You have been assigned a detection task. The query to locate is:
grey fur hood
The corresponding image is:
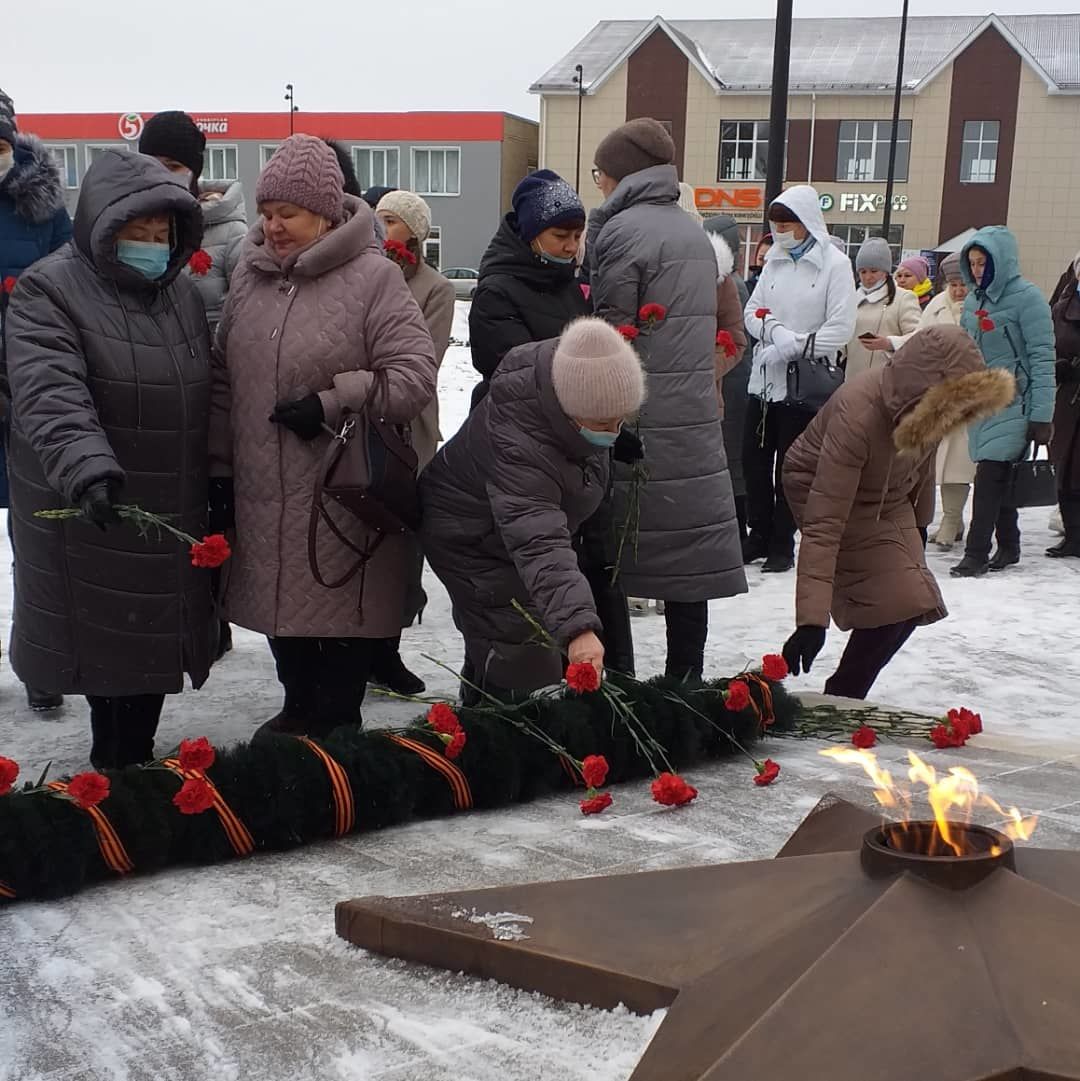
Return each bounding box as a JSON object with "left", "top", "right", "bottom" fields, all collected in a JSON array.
[{"left": 3, "top": 133, "right": 66, "bottom": 224}]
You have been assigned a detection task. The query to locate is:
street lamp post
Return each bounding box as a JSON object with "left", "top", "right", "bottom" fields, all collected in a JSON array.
[
  {"left": 764, "top": 0, "right": 793, "bottom": 218},
  {"left": 284, "top": 83, "right": 298, "bottom": 135},
  {"left": 880, "top": 0, "right": 910, "bottom": 244},
  {"left": 573, "top": 64, "right": 585, "bottom": 193}
]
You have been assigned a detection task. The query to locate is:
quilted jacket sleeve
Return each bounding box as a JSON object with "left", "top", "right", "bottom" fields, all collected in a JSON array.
[
  {"left": 591, "top": 221, "right": 641, "bottom": 328},
  {"left": 794, "top": 403, "right": 870, "bottom": 628},
  {"left": 1017, "top": 282, "right": 1056, "bottom": 424},
  {"left": 208, "top": 292, "right": 234, "bottom": 478},
  {"left": 320, "top": 260, "right": 437, "bottom": 428},
  {"left": 6, "top": 268, "right": 124, "bottom": 502},
  {"left": 715, "top": 274, "right": 748, "bottom": 382},
  {"left": 813, "top": 256, "right": 859, "bottom": 358},
  {"left": 485, "top": 442, "right": 601, "bottom": 648},
  {"left": 469, "top": 278, "right": 533, "bottom": 381}
]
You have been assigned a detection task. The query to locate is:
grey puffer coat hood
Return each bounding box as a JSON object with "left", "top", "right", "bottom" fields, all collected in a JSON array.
[
  {"left": 189, "top": 180, "right": 248, "bottom": 328},
  {"left": 4, "top": 149, "right": 213, "bottom": 696},
  {"left": 421, "top": 339, "right": 606, "bottom": 692},
  {"left": 587, "top": 164, "right": 747, "bottom": 602}
]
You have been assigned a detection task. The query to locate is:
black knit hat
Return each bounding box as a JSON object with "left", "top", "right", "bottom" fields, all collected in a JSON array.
[
  {"left": 138, "top": 111, "right": 206, "bottom": 178},
  {"left": 362, "top": 185, "right": 397, "bottom": 209}
]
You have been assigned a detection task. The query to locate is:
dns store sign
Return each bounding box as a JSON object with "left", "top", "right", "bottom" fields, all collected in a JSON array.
[{"left": 694, "top": 187, "right": 764, "bottom": 215}]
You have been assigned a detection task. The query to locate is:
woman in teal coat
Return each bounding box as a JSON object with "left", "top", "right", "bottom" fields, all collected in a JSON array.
[{"left": 951, "top": 226, "right": 1055, "bottom": 577}]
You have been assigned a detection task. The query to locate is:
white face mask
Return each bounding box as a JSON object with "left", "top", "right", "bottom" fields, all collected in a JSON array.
[
  {"left": 772, "top": 229, "right": 800, "bottom": 251},
  {"left": 0, "top": 151, "right": 14, "bottom": 180}
]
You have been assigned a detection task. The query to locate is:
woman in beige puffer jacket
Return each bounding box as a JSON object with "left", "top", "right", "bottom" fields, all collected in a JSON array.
[{"left": 919, "top": 252, "right": 975, "bottom": 549}]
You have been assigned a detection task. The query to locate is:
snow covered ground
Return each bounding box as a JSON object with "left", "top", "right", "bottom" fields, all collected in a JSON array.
[{"left": 3, "top": 302, "right": 1080, "bottom": 1080}]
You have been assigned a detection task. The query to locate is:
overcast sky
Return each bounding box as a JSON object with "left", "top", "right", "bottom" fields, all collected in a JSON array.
[{"left": 6, "top": 1, "right": 1077, "bottom": 120}]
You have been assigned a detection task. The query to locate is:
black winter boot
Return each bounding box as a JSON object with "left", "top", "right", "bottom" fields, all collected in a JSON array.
[
  {"left": 26, "top": 687, "right": 64, "bottom": 712},
  {"left": 762, "top": 553, "right": 795, "bottom": 574},
  {"left": 1047, "top": 499, "right": 1080, "bottom": 557},
  {"left": 988, "top": 548, "right": 1020, "bottom": 572},
  {"left": 950, "top": 555, "right": 989, "bottom": 578},
  {"left": 742, "top": 532, "right": 769, "bottom": 564},
  {"left": 369, "top": 636, "right": 426, "bottom": 696}
]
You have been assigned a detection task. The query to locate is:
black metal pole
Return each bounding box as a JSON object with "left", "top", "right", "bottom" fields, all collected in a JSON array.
[
  {"left": 764, "top": 0, "right": 793, "bottom": 220},
  {"left": 574, "top": 64, "right": 584, "bottom": 193},
  {"left": 285, "top": 84, "right": 296, "bottom": 136},
  {"left": 881, "top": 0, "right": 909, "bottom": 241}
]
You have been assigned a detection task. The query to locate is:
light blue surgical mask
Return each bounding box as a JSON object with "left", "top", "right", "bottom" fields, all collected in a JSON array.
[
  {"left": 579, "top": 426, "right": 619, "bottom": 449},
  {"left": 538, "top": 250, "right": 576, "bottom": 266},
  {"left": 116, "top": 239, "right": 171, "bottom": 280}
]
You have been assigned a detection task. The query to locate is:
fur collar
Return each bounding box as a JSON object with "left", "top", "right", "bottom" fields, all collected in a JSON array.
[
  {"left": 707, "top": 231, "right": 734, "bottom": 284},
  {"left": 893, "top": 368, "right": 1015, "bottom": 456},
  {"left": 2, "top": 133, "right": 66, "bottom": 224}
]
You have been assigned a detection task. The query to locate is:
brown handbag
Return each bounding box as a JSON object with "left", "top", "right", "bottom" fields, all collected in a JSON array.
[{"left": 307, "top": 410, "right": 420, "bottom": 591}]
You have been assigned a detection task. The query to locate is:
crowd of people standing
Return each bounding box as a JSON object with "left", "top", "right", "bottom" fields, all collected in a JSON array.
[{"left": 1, "top": 90, "right": 1078, "bottom": 767}]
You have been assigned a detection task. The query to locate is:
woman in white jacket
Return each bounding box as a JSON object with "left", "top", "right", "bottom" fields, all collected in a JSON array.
[
  {"left": 742, "top": 186, "right": 857, "bottom": 573},
  {"left": 919, "top": 252, "right": 976, "bottom": 548},
  {"left": 845, "top": 237, "right": 922, "bottom": 381}
]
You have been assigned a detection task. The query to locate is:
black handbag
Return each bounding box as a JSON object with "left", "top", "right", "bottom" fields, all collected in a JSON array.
[
  {"left": 785, "top": 333, "right": 845, "bottom": 413},
  {"left": 1002, "top": 445, "right": 1057, "bottom": 509}
]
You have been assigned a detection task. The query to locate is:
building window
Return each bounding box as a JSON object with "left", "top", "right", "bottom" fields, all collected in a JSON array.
[
  {"left": 260, "top": 144, "right": 280, "bottom": 169},
  {"left": 203, "top": 145, "right": 238, "bottom": 182},
  {"left": 48, "top": 145, "right": 79, "bottom": 188},
  {"left": 412, "top": 148, "right": 460, "bottom": 196},
  {"left": 961, "top": 121, "right": 999, "bottom": 184},
  {"left": 86, "top": 144, "right": 128, "bottom": 170},
  {"left": 829, "top": 224, "right": 904, "bottom": 266},
  {"left": 836, "top": 121, "right": 911, "bottom": 182},
  {"left": 718, "top": 121, "right": 771, "bottom": 182},
  {"left": 423, "top": 225, "right": 442, "bottom": 271},
  {"left": 351, "top": 147, "right": 400, "bottom": 191}
]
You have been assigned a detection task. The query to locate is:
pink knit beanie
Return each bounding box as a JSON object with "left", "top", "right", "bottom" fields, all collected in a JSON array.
[
  {"left": 256, "top": 134, "right": 345, "bottom": 224},
  {"left": 552, "top": 318, "right": 646, "bottom": 420},
  {"left": 898, "top": 255, "right": 929, "bottom": 283}
]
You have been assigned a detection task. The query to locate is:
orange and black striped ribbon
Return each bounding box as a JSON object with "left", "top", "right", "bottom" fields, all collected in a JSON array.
[
  {"left": 387, "top": 735, "right": 473, "bottom": 810},
  {"left": 300, "top": 737, "right": 356, "bottom": 837},
  {"left": 0, "top": 880, "right": 15, "bottom": 900},
  {"left": 163, "top": 760, "right": 255, "bottom": 857},
  {"left": 743, "top": 674, "right": 777, "bottom": 733},
  {"left": 47, "top": 781, "right": 134, "bottom": 875}
]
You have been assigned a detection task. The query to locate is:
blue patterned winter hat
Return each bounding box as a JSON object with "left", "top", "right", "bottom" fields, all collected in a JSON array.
[{"left": 512, "top": 170, "right": 586, "bottom": 243}]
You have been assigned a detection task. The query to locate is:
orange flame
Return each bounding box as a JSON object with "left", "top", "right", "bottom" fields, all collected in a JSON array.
[{"left": 820, "top": 747, "right": 1037, "bottom": 855}]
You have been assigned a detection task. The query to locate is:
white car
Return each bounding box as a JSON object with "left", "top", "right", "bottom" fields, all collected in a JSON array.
[{"left": 442, "top": 267, "right": 479, "bottom": 300}]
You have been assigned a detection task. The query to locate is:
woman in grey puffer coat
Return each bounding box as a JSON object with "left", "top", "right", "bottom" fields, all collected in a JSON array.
[
  {"left": 421, "top": 318, "right": 645, "bottom": 699},
  {"left": 190, "top": 179, "right": 247, "bottom": 331},
  {"left": 589, "top": 118, "right": 747, "bottom": 680},
  {"left": 5, "top": 150, "right": 213, "bottom": 768}
]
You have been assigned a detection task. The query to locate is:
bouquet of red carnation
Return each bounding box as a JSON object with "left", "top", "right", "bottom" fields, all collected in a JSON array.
[{"left": 384, "top": 239, "right": 418, "bottom": 269}]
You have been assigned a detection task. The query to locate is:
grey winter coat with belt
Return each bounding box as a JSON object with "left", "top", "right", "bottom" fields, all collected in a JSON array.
[
  {"left": 587, "top": 164, "right": 746, "bottom": 602},
  {"left": 420, "top": 339, "right": 606, "bottom": 691},
  {"left": 189, "top": 180, "right": 248, "bottom": 330},
  {"left": 4, "top": 149, "right": 213, "bottom": 695}
]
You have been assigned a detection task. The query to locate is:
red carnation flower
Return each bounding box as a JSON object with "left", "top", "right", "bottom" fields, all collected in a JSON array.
[
  {"left": 930, "top": 722, "right": 968, "bottom": 750},
  {"left": 651, "top": 772, "right": 698, "bottom": 807},
  {"left": 616, "top": 324, "right": 640, "bottom": 342},
  {"left": 639, "top": 302, "right": 667, "bottom": 325},
  {"left": 716, "top": 329, "right": 738, "bottom": 358},
  {"left": 188, "top": 249, "right": 212, "bottom": 276},
  {"left": 725, "top": 678, "right": 751, "bottom": 712},
  {"left": 178, "top": 736, "right": 215, "bottom": 772},
  {"left": 949, "top": 707, "right": 982, "bottom": 736},
  {"left": 427, "top": 703, "right": 461, "bottom": 736},
  {"left": 980, "top": 317, "right": 995, "bottom": 332},
  {"left": 384, "top": 238, "right": 418, "bottom": 267},
  {"left": 444, "top": 730, "right": 466, "bottom": 760},
  {"left": 852, "top": 725, "right": 878, "bottom": 749},
  {"left": 190, "top": 534, "right": 231, "bottom": 569},
  {"left": 67, "top": 772, "right": 111, "bottom": 809},
  {"left": 761, "top": 654, "right": 789, "bottom": 682},
  {"left": 755, "top": 307, "right": 771, "bottom": 319},
  {"left": 2, "top": 276, "right": 17, "bottom": 295},
  {"left": 580, "top": 754, "right": 609, "bottom": 789},
  {"left": 566, "top": 662, "right": 601, "bottom": 694},
  {"left": 173, "top": 777, "right": 216, "bottom": 815},
  {"left": 753, "top": 759, "right": 781, "bottom": 787},
  {"left": 0, "top": 756, "right": 19, "bottom": 797},
  {"left": 975, "top": 309, "right": 988, "bottom": 317},
  {"left": 580, "top": 792, "right": 613, "bottom": 815}
]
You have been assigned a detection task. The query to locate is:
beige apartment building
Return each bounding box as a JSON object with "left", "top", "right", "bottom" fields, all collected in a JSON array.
[{"left": 532, "top": 14, "right": 1080, "bottom": 293}]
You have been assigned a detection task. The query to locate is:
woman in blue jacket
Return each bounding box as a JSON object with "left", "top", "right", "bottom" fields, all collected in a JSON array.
[{"left": 951, "top": 226, "right": 1055, "bottom": 577}]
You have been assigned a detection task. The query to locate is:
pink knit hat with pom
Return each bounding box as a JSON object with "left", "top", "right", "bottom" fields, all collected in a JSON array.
[
  {"left": 552, "top": 318, "right": 646, "bottom": 420},
  {"left": 256, "top": 134, "right": 345, "bottom": 224}
]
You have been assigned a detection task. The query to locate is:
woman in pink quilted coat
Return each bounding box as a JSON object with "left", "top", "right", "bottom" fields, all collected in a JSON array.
[{"left": 210, "top": 135, "right": 437, "bottom": 736}]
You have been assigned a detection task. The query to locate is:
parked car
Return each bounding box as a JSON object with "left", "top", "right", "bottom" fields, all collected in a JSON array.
[{"left": 443, "top": 267, "right": 479, "bottom": 300}]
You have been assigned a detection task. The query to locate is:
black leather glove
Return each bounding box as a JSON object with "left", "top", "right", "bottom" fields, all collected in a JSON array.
[
  {"left": 782, "top": 625, "right": 827, "bottom": 677},
  {"left": 1027, "top": 421, "right": 1053, "bottom": 446},
  {"left": 270, "top": 394, "right": 324, "bottom": 441},
  {"left": 79, "top": 480, "right": 121, "bottom": 531},
  {"left": 208, "top": 476, "right": 235, "bottom": 533},
  {"left": 612, "top": 427, "right": 644, "bottom": 465}
]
